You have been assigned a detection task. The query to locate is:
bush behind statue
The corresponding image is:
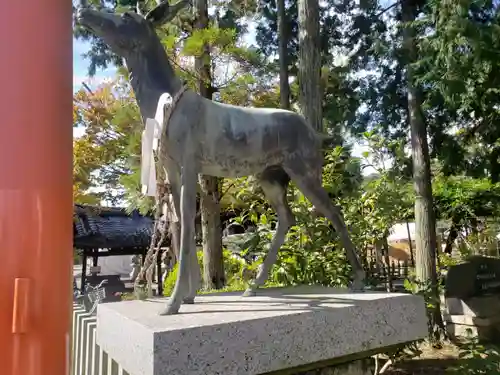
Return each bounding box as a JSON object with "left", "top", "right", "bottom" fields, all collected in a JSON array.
[{"left": 163, "top": 249, "right": 260, "bottom": 296}]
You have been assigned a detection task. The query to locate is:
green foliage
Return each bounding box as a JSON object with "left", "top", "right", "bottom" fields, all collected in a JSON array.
[
  {"left": 416, "top": 0, "right": 500, "bottom": 182},
  {"left": 183, "top": 27, "right": 238, "bottom": 57},
  {"left": 404, "top": 276, "right": 445, "bottom": 340},
  {"left": 163, "top": 249, "right": 252, "bottom": 296},
  {"left": 434, "top": 176, "right": 500, "bottom": 222},
  {"left": 163, "top": 260, "right": 178, "bottom": 297},
  {"left": 275, "top": 199, "right": 352, "bottom": 287},
  {"left": 337, "top": 134, "right": 414, "bottom": 252},
  {"left": 449, "top": 333, "right": 500, "bottom": 374},
  {"left": 225, "top": 144, "right": 411, "bottom": 288},
  {"left": 322, "top": 146, "right": 363, "bottom": 197},
  {"left": 73, "top": 77, "right": 150, "bottom": 209}
]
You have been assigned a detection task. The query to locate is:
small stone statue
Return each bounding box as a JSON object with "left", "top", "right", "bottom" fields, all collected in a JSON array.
[{"left": 130, "top": 255, "right": 141, "bottom": 282}]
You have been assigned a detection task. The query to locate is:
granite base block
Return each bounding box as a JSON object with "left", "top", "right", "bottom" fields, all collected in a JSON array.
[
  {"left": 444, "top": 314, "right": 500, "bottom": 327},
  {"left": 444, "top": 314, "right": 500, "bottom": 343},
  {"left": 96, "top": 286, "right": 427, "bottom": 375},
  {"left": 442, "top": 295, "right": 500, "bottom": 317},
  {"left": 445, "top": 322, "right": 500, "bottom": 342},
  {"left": 442, "top": 294, "right": 500, "bottom": 342}
]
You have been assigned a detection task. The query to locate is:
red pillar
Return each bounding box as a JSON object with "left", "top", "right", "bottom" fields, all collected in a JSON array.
[{"left": 0, "top": 1, "right": 73, "bottom": 375}]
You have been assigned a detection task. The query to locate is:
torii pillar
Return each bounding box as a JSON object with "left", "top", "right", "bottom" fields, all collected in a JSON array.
[{"left": 0, "top": 1, "right": 73, "bottom": 375}]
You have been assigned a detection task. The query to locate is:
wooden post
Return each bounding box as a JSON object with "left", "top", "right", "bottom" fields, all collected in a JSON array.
[
  {"left": 382, "top": 235, "right": 393, "bottom": 292},
  {"left": 81, "top": 253, "right": 88, "bottom": 293},
  {"left": 406, "top": 221, "right": 415, "bottom": 267},
  {"left": 0, "top": 0, "right": 73, "bottom": 374},
  {"left": 436, "top": 228, "right": 443, "bottom": 268},
  {"left": 157, "top": 249, "right": 163, "bottom": 296}
]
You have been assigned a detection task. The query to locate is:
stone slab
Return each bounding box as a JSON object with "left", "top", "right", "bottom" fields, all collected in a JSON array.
[
  {"left": 96, "top": 286, "right": 428, "bottom": 375},
  {"left": 443, "top": 314, "right": 500, "bottom": 327},
  {"left": 442, "top": 295, "right": 500, "bottom": 317},
  {"left": 446, "top": 322, "right": 500, "bottom": 342}
]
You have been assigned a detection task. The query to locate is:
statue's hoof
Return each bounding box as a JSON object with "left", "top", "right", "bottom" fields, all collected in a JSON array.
[
  {"left": 183, "top": 297, "right": 195, "bottom": 304},
  {"left": 242, "top": 289, "right": 256, "bottom": 297},
  {"left": 158, "top": 304, "right": 180, "bottom": 316},
  {"left": 349, "top": 280, "right": 366, "bottom": 292}
]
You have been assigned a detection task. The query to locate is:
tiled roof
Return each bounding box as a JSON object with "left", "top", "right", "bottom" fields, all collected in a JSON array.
[{"left": 73, "top": 204, "right": 154, "bottom": 249}]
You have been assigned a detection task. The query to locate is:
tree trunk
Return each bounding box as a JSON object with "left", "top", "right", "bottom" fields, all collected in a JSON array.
[
  {"left": 489, "top": 147, "right": 500, "bottom": 183},
  {"left": 401, "top": 0, "right": 445, "bottom": 340},
  {"left": 198, "top": 175, "right": 225, "bottom": 289},
  {"left": 298, "top": 0, "right": 322, "bottom": 131},
  {"left": 194, "top": 0, "right": 225, "bottom": 290},
  {"left": 277, "top": 0, "right": 290, "bottom": 110}
]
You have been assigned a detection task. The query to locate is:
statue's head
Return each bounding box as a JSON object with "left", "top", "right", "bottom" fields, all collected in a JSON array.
[{"left": 76, "top": 0, "right": 190, "bottom": 57}]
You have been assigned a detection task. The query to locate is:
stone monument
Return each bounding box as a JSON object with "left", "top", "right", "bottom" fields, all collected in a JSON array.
[{"left": 442, "top": 255, "right": 500, "bottom": 341}]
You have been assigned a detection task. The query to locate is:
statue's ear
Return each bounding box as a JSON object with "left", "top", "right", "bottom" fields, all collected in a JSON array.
[{"left": 146, "top": 0, "right": 191, "bottom": 27}]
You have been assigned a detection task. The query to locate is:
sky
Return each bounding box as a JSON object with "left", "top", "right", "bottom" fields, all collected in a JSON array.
[
  {"left": 73, "top": 38, "right": 118, "bottom": 138},
  {"left": 73, "top": 39, "right": 117, "bottom": 93}
]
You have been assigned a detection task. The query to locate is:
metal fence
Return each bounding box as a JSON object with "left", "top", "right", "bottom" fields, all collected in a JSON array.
[
  {"left": 362, "top": 257, "right": 413, "bottom": 291},
  {"left": 72, "top": 303, "right": 130, "bottom": 375},
  {"left": 365, "top": 259, "right": 412, "bottom": 281}
]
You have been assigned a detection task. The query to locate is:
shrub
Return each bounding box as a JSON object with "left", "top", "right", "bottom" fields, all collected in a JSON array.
[{"left": 163, "top": 249, "right": 250, "bottom": 297}]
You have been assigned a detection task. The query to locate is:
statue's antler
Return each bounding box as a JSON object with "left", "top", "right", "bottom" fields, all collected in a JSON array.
[
  {"left": 146, "top": 0, "right": 192, "bottom": 27},
  {"left": 136, "top": 1, "right": 144, "bottom": 16},
  {"left": 78, "top": 0, "right": 107, "bottom": 9}
]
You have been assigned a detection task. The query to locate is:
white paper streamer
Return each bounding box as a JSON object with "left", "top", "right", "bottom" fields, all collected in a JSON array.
[
  {"left": 140, "top": 93, "right": 180, "bottom": 222},
  {"left": 141, "top": 93, "right": 173, "bottom": 197}
]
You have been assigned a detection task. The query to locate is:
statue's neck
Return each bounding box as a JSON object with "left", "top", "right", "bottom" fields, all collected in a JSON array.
[{"left": 126, "top": 49, "right": 182, "bottom": 122}]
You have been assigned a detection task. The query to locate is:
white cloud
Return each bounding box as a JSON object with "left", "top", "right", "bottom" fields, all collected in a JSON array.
[{"left": 73, "top": 126, "right": 86, "bottom": 139}]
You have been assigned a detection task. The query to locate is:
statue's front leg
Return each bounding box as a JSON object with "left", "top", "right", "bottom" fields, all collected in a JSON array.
[
  {"left": 159, "top": 163, "right": 197, "bottom": 316},
  {"left": 163, "top": 158, "right": 200, "bottom": 305}
]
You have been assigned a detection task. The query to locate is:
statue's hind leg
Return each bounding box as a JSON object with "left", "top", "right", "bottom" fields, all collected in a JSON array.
[
  {"left": 243, "top": 168, "right": 295, "bottom": 297},
  {"left": 284, "top": 160, "right": 365, "bottom": 291}
]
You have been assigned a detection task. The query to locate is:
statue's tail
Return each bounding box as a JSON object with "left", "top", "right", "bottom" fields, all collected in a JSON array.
[{"left": 299, "top": 113, "right": 335, "bottom": 148}]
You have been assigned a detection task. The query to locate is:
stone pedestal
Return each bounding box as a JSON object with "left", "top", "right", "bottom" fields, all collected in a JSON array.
[
  {"left": 96, "top": 286, "right": 427, "bottom": 375},
  {"left": 442, "top": 295, "right": 500, "bottom": 342}
]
